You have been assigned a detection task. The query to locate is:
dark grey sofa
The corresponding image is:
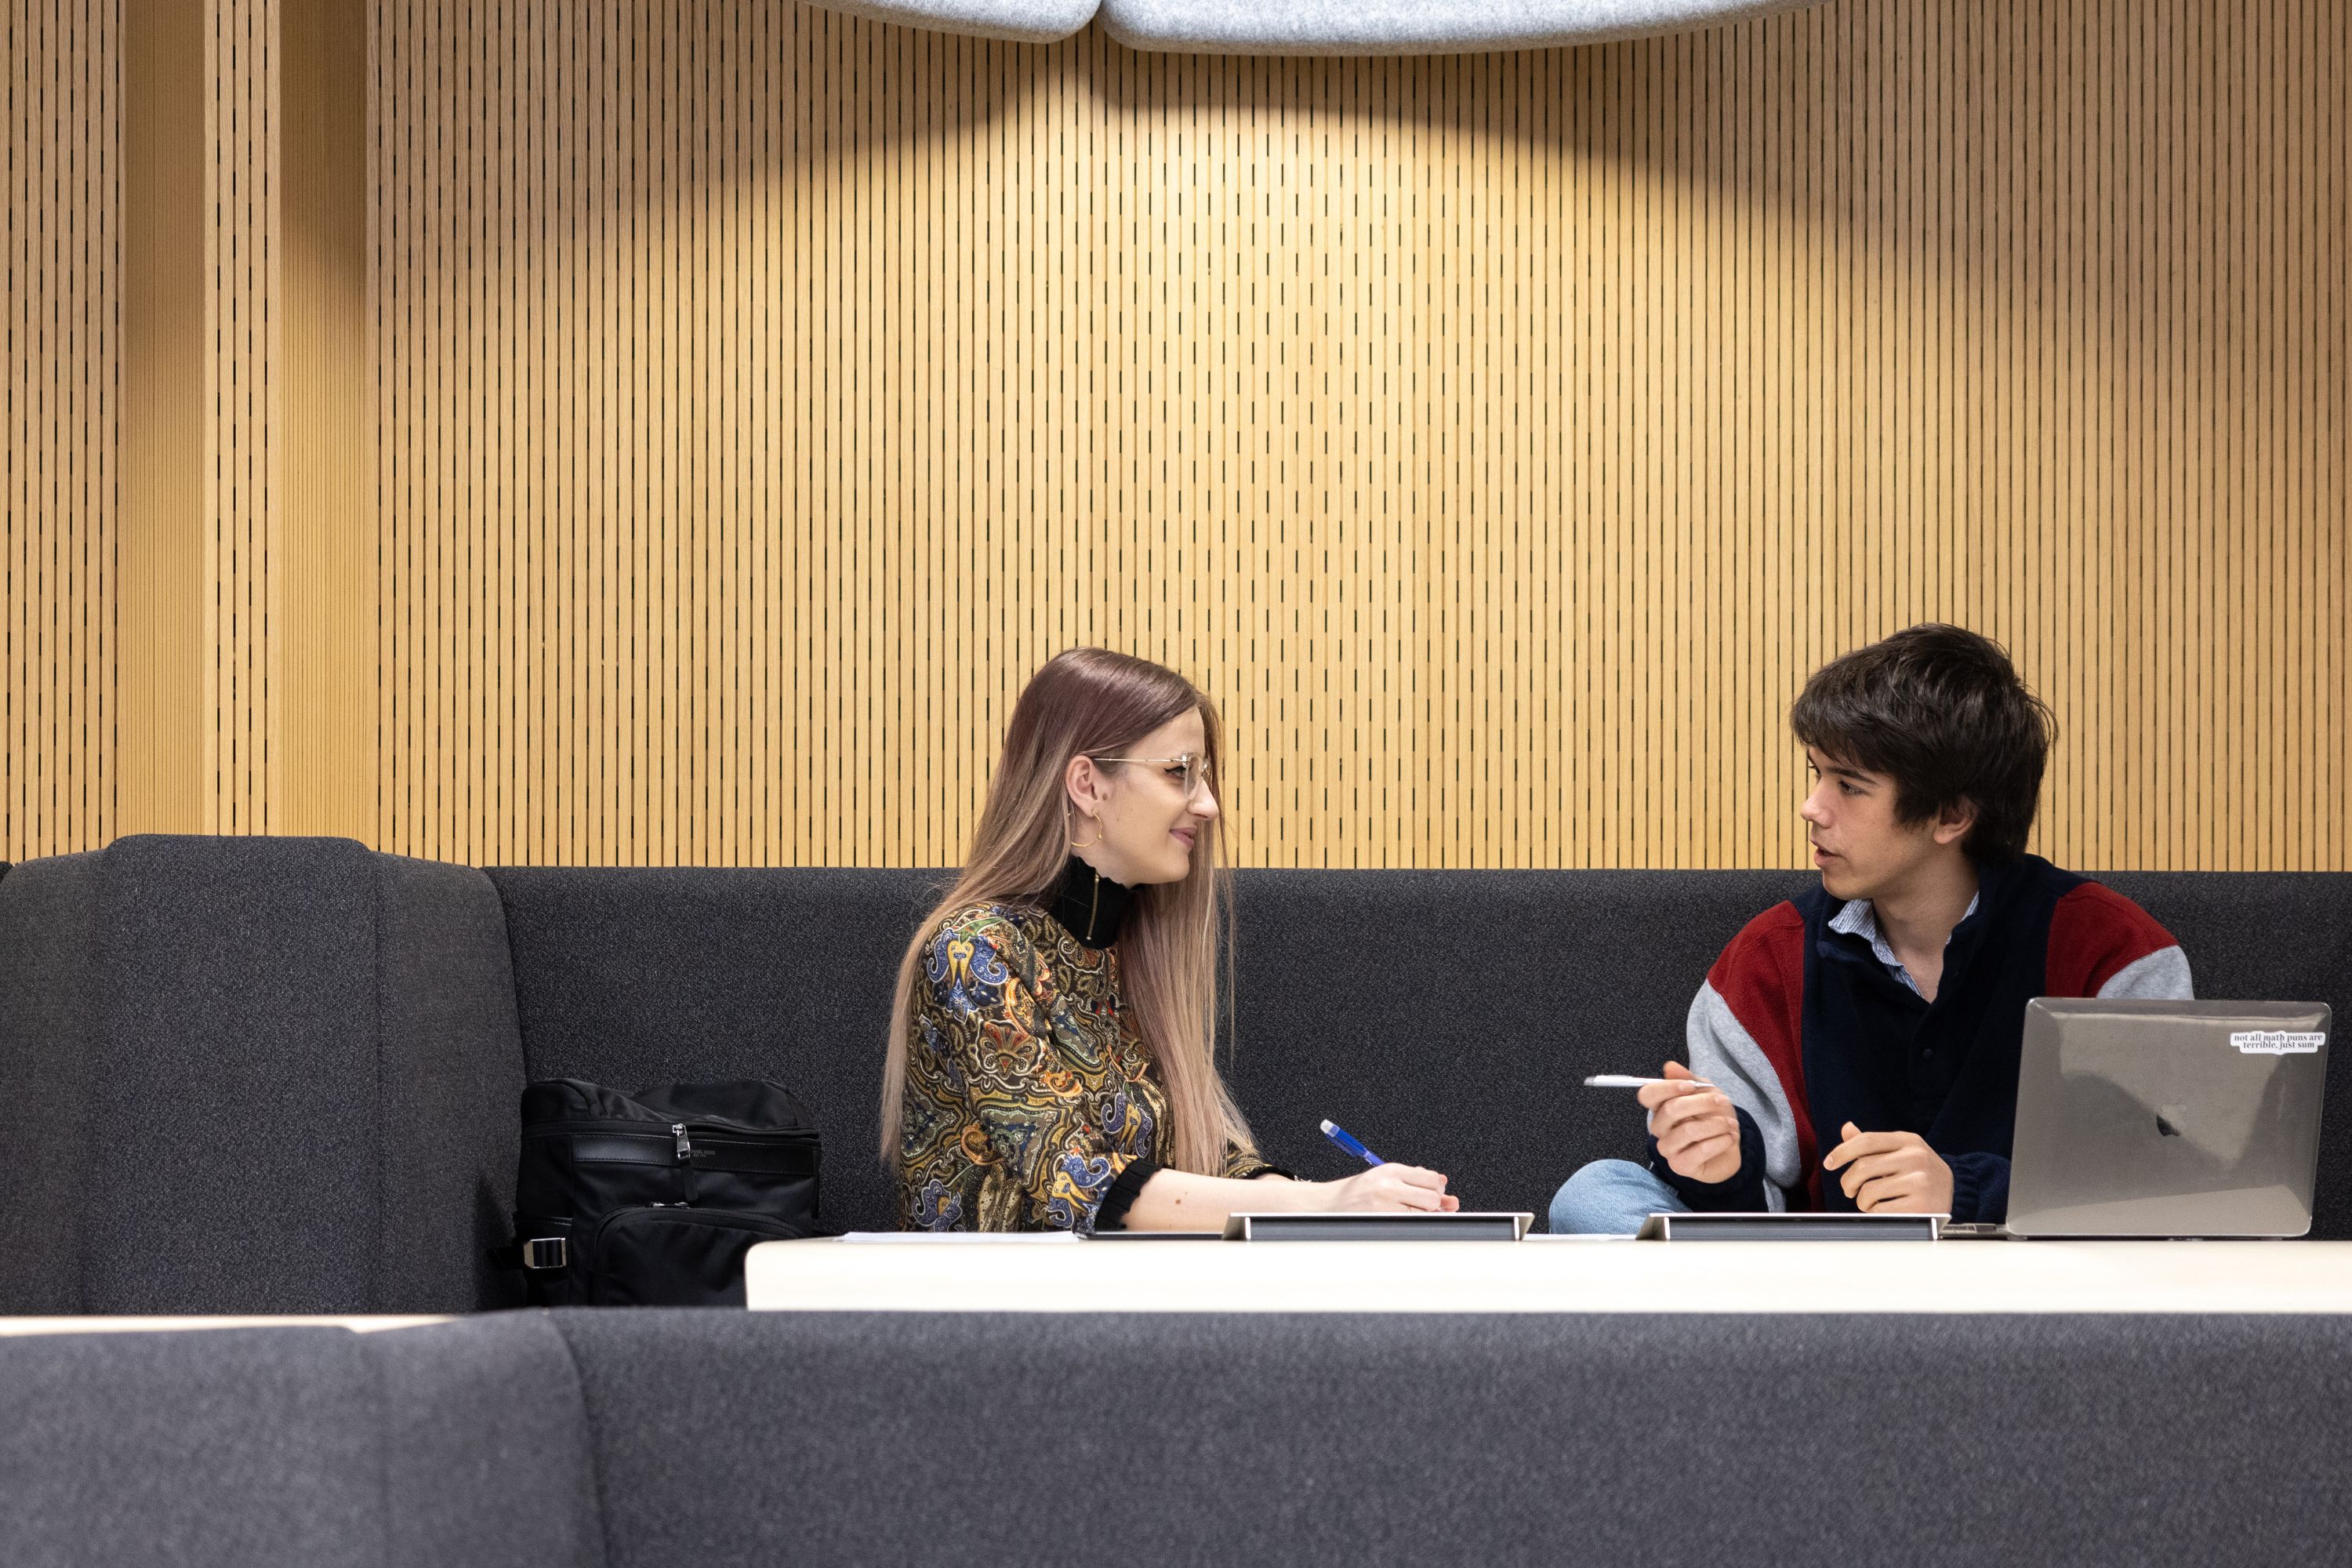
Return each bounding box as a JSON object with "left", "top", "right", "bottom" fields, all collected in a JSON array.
[
  {"left": 7, "top": 1308, "right": 2352, "bottom": 1568},
  {"left": 5, "top": 837, "right": 2352, "bottom": 1568},
  {"left": 1, "top": 836, "right": 2348, "bottom": 1314}
]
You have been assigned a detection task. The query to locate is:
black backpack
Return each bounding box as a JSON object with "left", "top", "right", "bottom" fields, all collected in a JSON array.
[{"left": 508, "top": 1079, "right": 822, "bottom": 1306}]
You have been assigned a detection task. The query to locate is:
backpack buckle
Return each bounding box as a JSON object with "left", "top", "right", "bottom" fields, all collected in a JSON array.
[{"left": 519, "top": 1236, "right": 569, "bottom": 1271}]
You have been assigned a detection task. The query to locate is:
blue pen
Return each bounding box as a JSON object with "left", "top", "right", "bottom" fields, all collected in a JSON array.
[{"left": 1319, "top": 1119, "right": 1386, "bottom": 1167}]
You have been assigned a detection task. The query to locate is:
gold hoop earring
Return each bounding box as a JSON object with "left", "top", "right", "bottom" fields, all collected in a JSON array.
[{"left": 1065, "top": 802, "right": 1103, "bottom": 851}]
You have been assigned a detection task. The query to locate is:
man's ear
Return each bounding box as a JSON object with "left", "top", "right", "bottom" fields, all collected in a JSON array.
[{"left": 1931, "top": 797, "right": 1978, "bottom": 848}]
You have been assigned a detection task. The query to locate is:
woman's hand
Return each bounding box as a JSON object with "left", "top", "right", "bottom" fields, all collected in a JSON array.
[
  {"left": 1321, "top": 1164, "right": 1461, "bottom": 1213},
  {"left": 1120, "top": 1167, "right": 1456, "bottom": 1230}
]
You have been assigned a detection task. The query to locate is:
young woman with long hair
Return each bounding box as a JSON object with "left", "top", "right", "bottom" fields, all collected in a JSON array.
[{"left": 884, "top": 647, "right": 1456, "bottom": 1232}]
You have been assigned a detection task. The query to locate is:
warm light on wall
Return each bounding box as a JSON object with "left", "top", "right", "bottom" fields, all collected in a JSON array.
[{"left": 5, "top": 1, "right": 2346, "bottom": 872}]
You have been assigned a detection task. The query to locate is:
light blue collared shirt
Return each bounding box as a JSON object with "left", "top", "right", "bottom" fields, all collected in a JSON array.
[{"left": 1828, "top": 892, "right": 1980, "bottom": 998}]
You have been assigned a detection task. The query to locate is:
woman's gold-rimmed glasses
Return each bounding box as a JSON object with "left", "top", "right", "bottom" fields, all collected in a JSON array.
[{"left": 1091, "top": 752, "right": 1215, "bottom": 798}]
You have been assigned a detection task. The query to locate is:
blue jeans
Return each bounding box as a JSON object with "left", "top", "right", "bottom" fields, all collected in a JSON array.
[{"left": 1548, "top": 1159, "right": 1690, "bottom": 1235}]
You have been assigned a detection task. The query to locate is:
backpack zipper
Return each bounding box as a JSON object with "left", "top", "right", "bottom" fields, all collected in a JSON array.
[{"left": 525, "top": 1116, "right": 815, "bottom": 1143}]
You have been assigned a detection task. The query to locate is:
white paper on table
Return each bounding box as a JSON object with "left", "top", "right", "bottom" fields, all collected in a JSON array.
[{"left": 836, "top": 1231, "right": 1081, "bottom": 1244}]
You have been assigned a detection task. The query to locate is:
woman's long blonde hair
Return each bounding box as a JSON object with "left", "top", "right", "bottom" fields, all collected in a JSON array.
[{"left": 881, "top": 648, "right": 1250, "bottom": 1174}]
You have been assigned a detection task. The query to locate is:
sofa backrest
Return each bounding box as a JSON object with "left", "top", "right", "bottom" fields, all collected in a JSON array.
[
  {"left": 484, "top": 868, "right": 1799, "bottom": 1230},
  {"left": 0, "top": 837, "right": 528, "bottom": 1314},
  {"left": 486, "top": 866, "right": 950, "bottom": 1241},
  {"left": 1226, "top": 868, "right": 1813, "bottom": 1210},
  {"left": 484, "top": 868, "right": 1830, "bottom": 1233},
  {"left": 1239, "top": 869, "right": 2352, "bottom": 1225},
  {"left": 488, "top": 863, "right": 2352, "bottom": 1235},
  {"left": 5, "top": 840, "right": 2349, "bottom": 1319}
]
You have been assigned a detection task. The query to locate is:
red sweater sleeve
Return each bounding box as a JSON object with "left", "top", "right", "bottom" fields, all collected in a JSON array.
[{"left": 1704, "top": 902, "right": 1816, "bottom": 1186}]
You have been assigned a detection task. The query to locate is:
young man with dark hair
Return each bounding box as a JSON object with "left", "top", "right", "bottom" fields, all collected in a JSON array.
[{"left": 1551, "top": 624, "right": 2191, "bottom": 1232}]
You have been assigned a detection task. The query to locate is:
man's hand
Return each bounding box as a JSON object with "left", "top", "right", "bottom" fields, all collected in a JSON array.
[
  {"left": 1637, "top": 1061, "right": 1744, "bottom": 1185},
  {"left": 1821, "top": 1122, "right": 1954, "bottom": 1214}
]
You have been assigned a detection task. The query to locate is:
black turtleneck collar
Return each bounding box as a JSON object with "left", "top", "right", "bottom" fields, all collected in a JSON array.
[{"left": 1047, "top": 855, "right": 1133, "bottom": 949}]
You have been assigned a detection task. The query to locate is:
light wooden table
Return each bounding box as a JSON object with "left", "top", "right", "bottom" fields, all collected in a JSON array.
[{"left": 746, "top": 1234, "right": 2352, "bottom": 1314}]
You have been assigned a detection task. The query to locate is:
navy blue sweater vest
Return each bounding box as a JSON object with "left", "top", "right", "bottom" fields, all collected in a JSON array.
[{"left": 1797, "top": 854, "right": 2086, "bottom": 1222}]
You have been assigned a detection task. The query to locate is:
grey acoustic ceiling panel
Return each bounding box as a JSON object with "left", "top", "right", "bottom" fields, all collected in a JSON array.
[
  {"left": 800, "top": 0, "right": 1102, "bottom": 45},
  {"left": 1102, "top": 0, "right": 1820, "bottom": 55}
]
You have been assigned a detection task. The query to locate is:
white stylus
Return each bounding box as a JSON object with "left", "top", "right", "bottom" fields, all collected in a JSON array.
[{"left": 1583, "top": 1074, "right": 1708, "bottom": 1089}]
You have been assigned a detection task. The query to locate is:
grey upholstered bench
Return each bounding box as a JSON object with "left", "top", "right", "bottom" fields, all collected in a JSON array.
[{"left": 6, "top": 1308, "right": 2352, "bottom": 1568}]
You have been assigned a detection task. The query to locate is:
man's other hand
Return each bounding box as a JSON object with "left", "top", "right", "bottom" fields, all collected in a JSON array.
[{"left": 1821, "top": 1123, "right": 1955, "bottom": 1214}]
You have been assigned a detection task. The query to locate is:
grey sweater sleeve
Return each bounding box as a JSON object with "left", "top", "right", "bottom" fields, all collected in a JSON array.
[{"left": 1672, "top": 980, "right": 1806, "bottom": 1211}]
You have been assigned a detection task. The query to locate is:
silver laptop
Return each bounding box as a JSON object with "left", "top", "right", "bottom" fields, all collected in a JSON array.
[{"left": 2003, "top": 999, "right": 2332, "bottom": 1238}]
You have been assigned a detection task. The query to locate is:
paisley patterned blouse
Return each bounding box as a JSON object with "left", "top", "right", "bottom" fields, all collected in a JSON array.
[{"left": 898, "top": 898, "right": 1274, "bottom": 1232}]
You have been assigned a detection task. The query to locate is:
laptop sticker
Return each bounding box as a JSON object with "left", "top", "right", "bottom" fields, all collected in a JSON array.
[{"left": 2229, "top": 1030, "right": 2326, "bottom": 1054}]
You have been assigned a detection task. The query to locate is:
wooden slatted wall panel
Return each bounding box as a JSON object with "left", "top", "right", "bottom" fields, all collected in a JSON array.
[
  {"left": 160, "top": 0, "right": 2340, "bottom": 870},
  {"left": 208, "top": 0, "right": 279, "bottom": 833},
  {"left": 2, "top": 0, "right": 116, "bottom": 862}
]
